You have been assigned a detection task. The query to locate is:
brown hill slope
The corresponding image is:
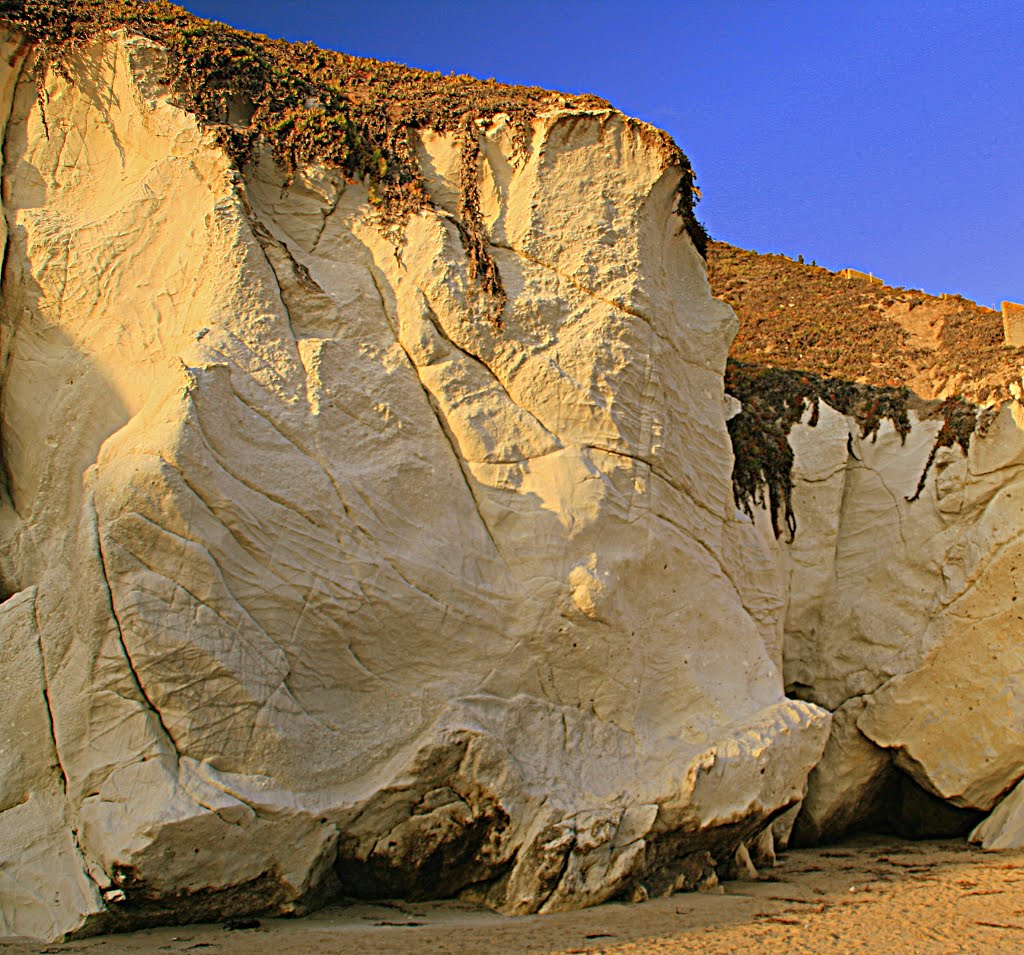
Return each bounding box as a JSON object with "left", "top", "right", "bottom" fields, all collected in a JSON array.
[
  {"left": 707, "top": 241, "right": 1018, "bottom": 535},
  {"left": 709, "top": 240, "right": 1023, "bottom": 405}
]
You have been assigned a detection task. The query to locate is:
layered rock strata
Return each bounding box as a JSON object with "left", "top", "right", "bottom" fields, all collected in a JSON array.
[{"left": 0, "top": 29, "right": 830, "bottom": 939}]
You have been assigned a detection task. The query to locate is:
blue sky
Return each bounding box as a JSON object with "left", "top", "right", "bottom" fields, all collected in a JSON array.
[{"left": 182, "top": 0, "right": 1023, "bottom": 308}]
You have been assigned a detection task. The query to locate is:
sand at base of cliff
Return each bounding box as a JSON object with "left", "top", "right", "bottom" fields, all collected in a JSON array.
[{"left": 4, "top": 836, "right": 1024, "bottom": 954}]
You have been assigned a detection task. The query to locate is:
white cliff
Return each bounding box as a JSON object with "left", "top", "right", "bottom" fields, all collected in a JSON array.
[
  {"left": 0, "top": 27, "right": 829, "bottom": 939},
  {"left": 773, "top": 399, "right": 1024, "bottom": 845}
]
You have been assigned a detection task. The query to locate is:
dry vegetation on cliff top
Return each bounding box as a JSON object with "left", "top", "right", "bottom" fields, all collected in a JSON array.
[
  {"left": 0, "top": 0, "right": 708, "bottom": 297},
  {"left": 710, "top": 242, "right": 1018, "bottom": 535}
]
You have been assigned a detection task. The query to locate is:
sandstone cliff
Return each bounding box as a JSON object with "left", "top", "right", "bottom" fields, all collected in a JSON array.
[
  {"left": 8, "top": 3, "right": 1024, "bottom": 945},
  {"left": 708, "top": 248, "right": 1024, "bottom": 854},
  {"left": 0, "top": 9, "right": 830, "bottom": 941},
  {"left": 746, "top": 398, "right": 1024, "bottom": 852}
]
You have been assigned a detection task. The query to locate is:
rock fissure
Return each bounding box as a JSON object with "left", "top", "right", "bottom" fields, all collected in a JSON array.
[
  {"left": 455, "top": 130, "right": 505, "bottom": 319},
  {"left": 29, "top": 588, "right": 70, "bottom": 795},
  {"left": 797, "top": 463, "right": 850, "bottom": 486},
  {"left": 310, "top": 186, "right": 344, "bottom": 255},
  {"left": 965, "top": 455, "right": 1024, "bottom": 482},
  {"left": 408, "top": 275, "right": 563, "bottom": 450},
  {"left": 247, "top": 220, "right": 305, "bottom": 345},
  {"left": 365, "top": 263, "right": 505, "bottom": 558},
  {"left": 584, "top": 443, "right": 652, "bottom": 469},
  {"left": 537, "top": 829, "right": 578, "bottom": 912},
  {"left": 856, "top": 459, "right": 909, "bottom": 550},
  {"left": 94, "top": 511, "right": 185, "bottom": 765}
]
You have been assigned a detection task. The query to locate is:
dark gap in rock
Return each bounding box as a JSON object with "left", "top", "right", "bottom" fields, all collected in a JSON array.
[
  {"left": 873, "top": 773, "right": 985, "bottom": 841},
  {"left": 794, "top": 767, "right": 984, "bottom": 849},
  {"left": 335, "top": 801, "right": 512, "bottom": 901}
]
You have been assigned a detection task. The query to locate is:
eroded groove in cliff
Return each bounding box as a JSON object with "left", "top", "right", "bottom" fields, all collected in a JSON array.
[
  {"left": 537, "top": 830, "right": 578, "bottom": 913},
  {"left": 29, "top": 588, "right": 69, "bottom": 793},
  {"left": 30, "top": 588, "right": 122, "bottom": 896},
  {"left": 310, "top": 188, "right": 344, "bottom": 254},
  {"left": 408, "top": 274, "right": 563, "bottom": 451},
  {"left": 366, "top": 265, "right": 505, "bottom": 559},
  {"left": 244, "top": 210, "right": 308, "bottom": 344}
]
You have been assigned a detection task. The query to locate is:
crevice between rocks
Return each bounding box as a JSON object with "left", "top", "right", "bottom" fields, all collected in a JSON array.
[
  {"left": 537, "top": 830, "right": 577, "bottom": 912},
  {"left": 30, "top": 588, "right": 70, "bottom": 797},
  {"left": 856, "top": 457, "right": 909, "bottom": 550},
  {"left": 29, "top": 588, "right": 106, "bottom": 899},
  {"left": 310, "top": 186, "right": 343, "bottom": 254}
]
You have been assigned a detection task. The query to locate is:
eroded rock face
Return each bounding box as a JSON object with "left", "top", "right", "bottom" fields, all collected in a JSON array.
[
  {"left": 0, "top": 30, "right": 829, "bottom": 939},
  {"left": 774, "top": 400, "right": 1024, "bottom": 843}
]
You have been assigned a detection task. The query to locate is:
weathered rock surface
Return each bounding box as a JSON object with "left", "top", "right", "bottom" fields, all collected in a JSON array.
[
  {"left": 0, "top": 29, "right": 830, "bottom": 939},
  {"left": 773, "top": 399, "right": 1024, "bottom": 843},
  {"left": 971, "top": 775, "right": 1024, "bottom": 849}
]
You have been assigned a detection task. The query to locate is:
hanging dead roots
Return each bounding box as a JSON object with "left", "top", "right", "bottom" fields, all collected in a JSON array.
[
  {"left": 726, "top": 362, "right": 910, "bottom": 539},
  {"left": 726, "top": 361, "right": 997, "bottom": 538}
]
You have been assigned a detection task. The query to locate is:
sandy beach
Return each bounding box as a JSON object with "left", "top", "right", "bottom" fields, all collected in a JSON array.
[{"left": 5, "top": 836, "right": 1024, "bottom": 955}]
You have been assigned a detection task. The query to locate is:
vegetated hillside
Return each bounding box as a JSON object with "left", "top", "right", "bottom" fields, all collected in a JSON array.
[
  {"left": 708, "top": 240, "right": 1021, "bottom": 536},
  {"left": 709, "top": 240, "right": 1024, "bottom": 406}
]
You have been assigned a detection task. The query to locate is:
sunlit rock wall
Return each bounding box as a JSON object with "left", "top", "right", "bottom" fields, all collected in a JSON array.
[{"left": 0, "top": 29, "right": 829, "bottom": 940}]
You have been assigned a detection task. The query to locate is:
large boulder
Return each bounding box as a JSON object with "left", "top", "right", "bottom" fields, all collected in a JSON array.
[
  {"left": 971, "top": 775, "right": 1024, "bottom": 849},
  {"left": 0, "top": 28, "right": 828, "bottom": 939}
]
